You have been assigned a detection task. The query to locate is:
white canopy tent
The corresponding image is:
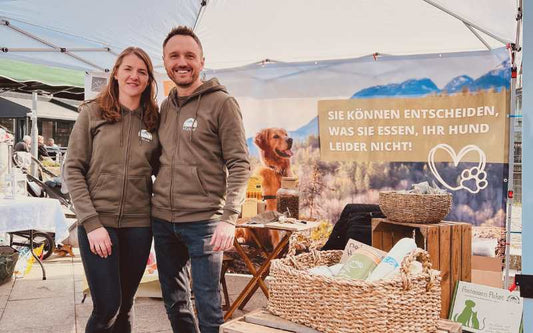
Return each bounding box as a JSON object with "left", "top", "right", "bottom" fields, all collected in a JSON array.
[
  {"left": 0, "top": 0, "right": 519, "bottom": 71},
  {"left": 0, "top": 0, "right": 201, "bottom": 71},
  {"left": 1, "top": 1, "right": 528, "bottom": 325},
  {"left": 197, "top": 0, "right": 518, "bottom": 68}
]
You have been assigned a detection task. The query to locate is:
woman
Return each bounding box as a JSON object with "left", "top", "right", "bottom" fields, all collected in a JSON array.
[{"left": 65, "top": 47, "right": 159, "bottom": 333}]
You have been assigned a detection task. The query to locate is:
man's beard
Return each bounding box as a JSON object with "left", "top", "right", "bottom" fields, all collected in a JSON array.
[
  {"left": 166, "top": 67, "right": 198, "bottom": 88},
  {"left": 175, "top": 79, "right": 194, "bottom": 88}
]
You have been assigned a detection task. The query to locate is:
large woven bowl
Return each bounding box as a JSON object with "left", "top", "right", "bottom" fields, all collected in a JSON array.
[
  {"left": 379, "top": 191, "right": 452, "bottom": 224},
  {"left": 268, "top": 249, "right": 441, "bottom": 333}
]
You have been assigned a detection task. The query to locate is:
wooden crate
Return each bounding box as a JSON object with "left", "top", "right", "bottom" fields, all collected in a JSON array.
[
  {"left": 371, "top": 218, "right": 472, "bottom": 319},
  {"left": 221, "top": 309, "right": 320, "bottom": 333},
  {"left": 221, "top": 309, "right": 462, "bottom": 332},
  {"left": 437, "top": 320, "right": 463, "bottom": 333}
]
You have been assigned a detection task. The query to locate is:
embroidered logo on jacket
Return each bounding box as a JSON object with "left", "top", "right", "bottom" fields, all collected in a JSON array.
[
  {"left": 183, "top": 118, "right": 198, "bottom": 132},
  {"left": 138, "top": 129, "right": 153, "bottom": 142}
]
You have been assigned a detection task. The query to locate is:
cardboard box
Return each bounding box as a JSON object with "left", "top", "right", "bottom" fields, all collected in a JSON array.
[{"left": 471, "top": 255, "right": 503, "bottom": 289}]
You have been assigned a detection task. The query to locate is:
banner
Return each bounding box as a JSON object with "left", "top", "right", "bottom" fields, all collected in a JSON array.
[
  {"left": 205, "top": 48, "right": 511, "bottom": 226},
  {"left": 318, "top": 91, "right": 509, "bottom": 164},
  {"left": 85, "top": 48, "right": 511, "bottom": 226}
]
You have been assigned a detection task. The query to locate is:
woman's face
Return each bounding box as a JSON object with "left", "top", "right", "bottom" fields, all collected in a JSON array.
[{"left": 114, "top": 53, "right": 149, "bottom": 101}]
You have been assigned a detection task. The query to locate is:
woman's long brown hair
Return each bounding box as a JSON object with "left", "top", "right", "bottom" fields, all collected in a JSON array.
[{"left": 97, "top": 47, "right": 159, "bottom": 131}]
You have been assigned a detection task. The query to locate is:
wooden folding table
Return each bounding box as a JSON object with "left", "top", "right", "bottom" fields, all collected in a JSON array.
[{"left": 224, "top": 220, "right": 319, "bottom": 321}]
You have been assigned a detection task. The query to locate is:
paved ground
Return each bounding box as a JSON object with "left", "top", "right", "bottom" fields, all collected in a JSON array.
[
  {"left": 0, "top": 205, "right": 523, "bottom": 332},
  {"left": 0, "top": 249, "right": 266, "bottom": 333}
]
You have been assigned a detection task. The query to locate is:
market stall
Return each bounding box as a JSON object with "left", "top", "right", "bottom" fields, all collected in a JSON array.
[{"left": 0, "top": 1, "right": 527, "bottom": 331}]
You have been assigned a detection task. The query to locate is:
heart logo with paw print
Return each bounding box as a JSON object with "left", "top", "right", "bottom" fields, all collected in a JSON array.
[{"left": 428, "top": 144, "right": 488, "bottom": 194}]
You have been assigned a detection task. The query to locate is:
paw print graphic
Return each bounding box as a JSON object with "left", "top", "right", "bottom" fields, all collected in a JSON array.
[{"left": 460, "top": 167, "right": 488, "bottom": 194}]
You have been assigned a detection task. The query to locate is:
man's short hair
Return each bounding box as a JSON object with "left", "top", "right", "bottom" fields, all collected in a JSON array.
[
  {"left": 23, "top": 135, "right": 31, "bottom": 143},
  {"left": 163, "top": 26, "right": 203, "bottom": 55}
]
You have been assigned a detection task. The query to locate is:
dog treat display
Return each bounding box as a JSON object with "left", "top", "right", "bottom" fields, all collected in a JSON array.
[{"left": 276, "top": 177, "right": 299, "bottom": 219}]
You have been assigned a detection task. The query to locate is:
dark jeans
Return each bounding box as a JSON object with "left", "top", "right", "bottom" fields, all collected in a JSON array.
[
  {"left": 78, "top": 226, "right": 152, "bottom": 333},
  {"left": 152, "top": 218, "right": 223, "bottom": 333}
]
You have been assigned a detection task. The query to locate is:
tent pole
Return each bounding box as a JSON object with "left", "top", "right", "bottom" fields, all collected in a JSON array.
[
  {"left": 3, "top": 47, "right": 111, "bottom": 52},
  {"left": 2, "top": 19, "right": 107, "bottom": 71},
  {"left": 463, "top": 23, "right": 491, "bottom": 50},
  {"left": 521, "top": 0, "right": 532, "bottom": 328},
  {"left": 30, "top": 91, "right": 38, "bottom": 177},
  {"left": 193, "top": 0, "right": 208, "bottom": 31},
  {"left": 504, "top": 56, "right": 516, "bottom": 289},
  {"left": 503, "top": 2, "right": 522, "bottom": 290},
  {"left": 421, "top": 0, "right": 511, "bottom": 45},
  {"left": 12, "top": 119, "right": 16, "bottom": 141}
]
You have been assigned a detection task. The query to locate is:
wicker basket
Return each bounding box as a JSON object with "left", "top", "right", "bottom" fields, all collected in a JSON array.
[
  {"left": 268, "top": 248, "right": 441, "bottom": 333},
  {"left": 379, "top": 191, "right": 452, "bottom": 224}
]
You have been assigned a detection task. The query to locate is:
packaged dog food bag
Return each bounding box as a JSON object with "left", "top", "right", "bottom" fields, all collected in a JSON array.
[
  {"left": 335, "top": 246, "right": 385, "bottom": 280},
  {"left": 366, "top": 238, "right": 417, "bottom": 282},
  {"left": 340, "top": 238, "right": 387, "bottom": 263}
]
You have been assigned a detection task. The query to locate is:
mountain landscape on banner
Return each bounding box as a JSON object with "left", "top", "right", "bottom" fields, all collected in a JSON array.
[
  {"left": 245, "top": 59, "right": 511, "bottom": 156},
  {"left": 351, "top": 59, "right": 510, "bottom": 98}
]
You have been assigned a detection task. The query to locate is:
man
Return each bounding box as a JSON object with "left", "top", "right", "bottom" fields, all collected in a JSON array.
[
  {"left": 152, "top": 26, "right": 250, "bottom": 333},
  {"left": 46, "top": 137, "right": 61, "bottom": 161},
  {"left": 46, "top": 137, "right": 59, "bottom": 148},
  {"left": 37, "top": 135, "right": 49, "bottom": 160},
  {"left": 14, "top": 135, "right": 31, "bottom": 152}
]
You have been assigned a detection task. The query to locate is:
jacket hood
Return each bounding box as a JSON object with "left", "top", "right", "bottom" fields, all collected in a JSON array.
[{"left": 168, "top": 78, "right": 227, "bottom": 108}]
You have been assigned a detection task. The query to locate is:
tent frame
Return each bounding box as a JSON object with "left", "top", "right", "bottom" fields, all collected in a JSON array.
[
  {"left": 2, "top": 0, "right": 523, "bottom": 288},
  {"left": 1, "top": 18, "right": 116, "bottom": 71},
  {"left": 3, "top": 1, "right": 514, "bottom": 73},
  {"left": 521, "top": 0, "right": 531, "bottom": 328},
  {"left": 421, "top": 0, "right": 511, "bottom": 45},
  {"left": 503, "top": 0, "right": 523, "bottom": 289}
]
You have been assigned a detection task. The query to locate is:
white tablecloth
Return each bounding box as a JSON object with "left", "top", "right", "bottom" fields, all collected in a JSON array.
[{"left": 0, "top": 197, "right": 69, "bottom": 243}]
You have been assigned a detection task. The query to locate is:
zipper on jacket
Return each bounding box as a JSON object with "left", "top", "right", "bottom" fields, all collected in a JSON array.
[
  {"left": 118, "top": 112, "right": 133, "bottom": 227},
  {"left": 169, "top": 105, "right": 182, "bottom": 215}
]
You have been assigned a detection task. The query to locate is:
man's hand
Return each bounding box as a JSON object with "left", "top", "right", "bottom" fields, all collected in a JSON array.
[
  {"left": 210, "top": 222, "right": 235, "bottom": 252},
  {"left": 87, "top": 227, "right": 112, "bottom": 258}
]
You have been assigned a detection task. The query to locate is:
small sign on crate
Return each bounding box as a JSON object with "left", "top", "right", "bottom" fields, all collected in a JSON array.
[{"left": 449, "top": 281, "right": 523, "bottom": 333}]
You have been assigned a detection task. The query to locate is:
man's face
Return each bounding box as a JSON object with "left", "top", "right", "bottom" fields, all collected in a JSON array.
[{"left": 163, "top": 35, "right": 204, "bottom": 89}]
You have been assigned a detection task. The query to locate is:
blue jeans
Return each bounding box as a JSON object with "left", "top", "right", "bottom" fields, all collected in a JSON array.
[
  {"left": 152, "top": 218, "right": 223, "bottom": 333},
  {"left": 78, "top": 226, "right": 152, "bottom": 333}
]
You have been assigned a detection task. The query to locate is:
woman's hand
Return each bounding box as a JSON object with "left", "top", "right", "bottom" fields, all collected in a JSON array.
[{"left": 87, "top": 227, "right": 112, "bottom": 258}]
